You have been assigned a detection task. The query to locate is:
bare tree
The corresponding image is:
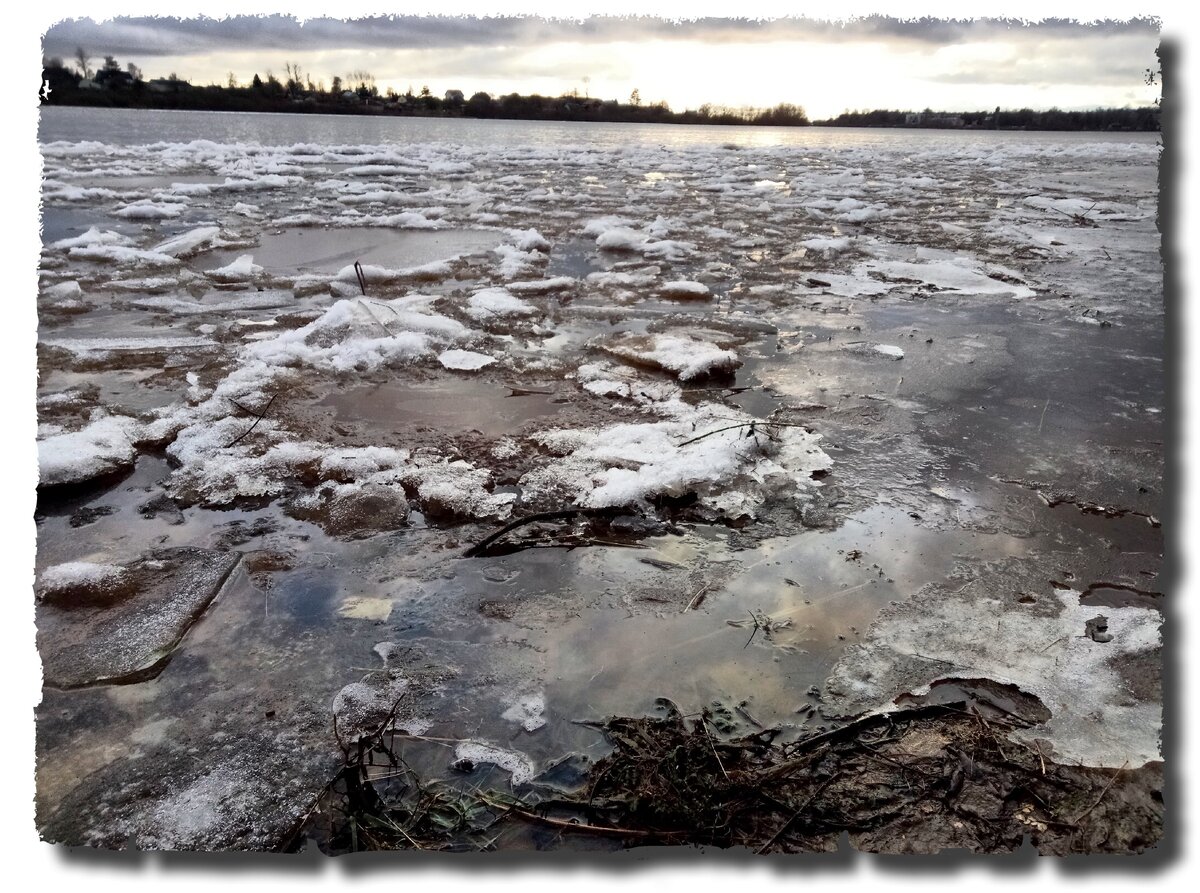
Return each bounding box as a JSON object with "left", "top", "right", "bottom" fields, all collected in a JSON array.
[
  {"left": 127, "top": 62, "right": 142, "bottom": 82},
  {"left": 74, "top": 47, "right": 92, "bottom": 80}
]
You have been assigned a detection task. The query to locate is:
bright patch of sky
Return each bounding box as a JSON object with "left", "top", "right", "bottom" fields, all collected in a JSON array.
[{"left": 41, "top": 3, "right": 1162, "bottom": 119}]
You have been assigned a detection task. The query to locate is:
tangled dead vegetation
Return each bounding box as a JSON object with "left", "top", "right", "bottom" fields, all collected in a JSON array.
[{"left": 306, "top": 698, "right": 1162, "bottom": 855}]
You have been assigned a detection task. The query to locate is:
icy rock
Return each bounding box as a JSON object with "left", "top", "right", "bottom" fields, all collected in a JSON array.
[
  {"left": 323, "top": 483, "right": 411, "bottom": 538},
  {"left": 38, "top": 548, "right": 240, "bottom": 688}
]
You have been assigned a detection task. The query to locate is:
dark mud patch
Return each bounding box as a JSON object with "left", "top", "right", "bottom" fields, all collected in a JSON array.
[
  {"left": 1077, "top": 582, "right": 1164, "bottom": 612},
  {"left": 895, "top": 677, "right": 1052, "bottom": 724}
]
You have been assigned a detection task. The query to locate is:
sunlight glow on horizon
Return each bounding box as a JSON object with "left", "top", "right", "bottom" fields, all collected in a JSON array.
[{"left": 50, "top": 32, "right": 1160, "bottom": 120}]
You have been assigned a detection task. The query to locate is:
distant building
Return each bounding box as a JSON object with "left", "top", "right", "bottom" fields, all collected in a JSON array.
[
  {"left": 95, "top": 68, "right": 133, "bottom": 89},
  {"left": 444, "top": 89, "right": 464, "bottom": 103},
  {"left": 147, "top": 77, "right": 187, "bottom": 93},
  {"left": 341, "top": 90, "right": 360, "bottom": 103}
]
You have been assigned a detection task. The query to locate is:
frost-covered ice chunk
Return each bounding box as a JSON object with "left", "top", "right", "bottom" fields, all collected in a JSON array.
[
  {"left": 658, "top": 280, "right": 711, "bottom": 299},
  {"left": 501, "top": 693, "right": 546, "bottom": 732},
  {"left": 467, "top": 287, "right": 536, "bottom": 320},
  {"left": 595, "top": 226, "right": 647, "bottom": 252},
  {"left": 573, "top": 361, "right": 680, "bottom": 404},
  {"left": 602, "top": 333, "right": 741, "bottom": 382},
  {"left": 522, "top": 404, "right": 831, "bottom": 517},
  {"left": 507, "top": 277, "right": 576, "bottom": 294},
  {"left": 454, "top": 741, "right": 536, "bottom": 786},
  {"left": 399, "top": 460, "right": 516, "bottom": 520},
  {"left": 128, "top": 290, "right": 295, "bottom": 315},
  {"left": 493, "top": 244, "right": 547, "bottom": 279},
  {"left": 38, "top": 414, "right": 140, "bottom": 486},
  {"left": 247, "top": 296, "right": 469, "bottom": 373},
  {"left": 872, "top": 344, "right": 905, "bottom": 359},
  {"left": 800, "top": 236, "right": 852, "bottom": 253},
  {"left": 153, "top": 225, "right": 220, "bottom": 257},
  {"left": 857, "top": 258, "right": 1035, "bottom": 299},
  {"left": 332, "top": 258, "right": 454, "bottom": 284},
  {"left": 42, "top": 280, "right": 83, "bottom": 301},
  {"left": 332, "top": 676, "right": 410, "bottom": 740},
  {"left": 48, "top": 226, "right": 133, "bottom": 250},
  {"left": 41, "top": 334, "right": 214, "bottom": 357},
  {"left": 38, "top": 561, "right": 127, "bottom": 597},
  {"left": 206, "top": 254, "right": 262, "bottom": 282},
  {"left": 505, "top": 228, "right": 551, "bottom": 252},
  {"left": 438, "top": 349, "right": 496, "bottom": 371},
  {"left": 114, "top": 199, "right": 187, "bottom": 220},
  {"left": 68, "top": 245, "right": 179, "bottom": 267}
]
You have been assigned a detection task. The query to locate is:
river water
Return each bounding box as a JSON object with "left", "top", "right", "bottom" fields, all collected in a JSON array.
[{"left": 34, "top": 106, "right": 1163, "bottom": 851}]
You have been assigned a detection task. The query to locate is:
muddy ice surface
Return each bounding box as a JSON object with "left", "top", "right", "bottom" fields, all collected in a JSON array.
[{"left": 35, "top": 124, "right": 1162, "bottom": 852}]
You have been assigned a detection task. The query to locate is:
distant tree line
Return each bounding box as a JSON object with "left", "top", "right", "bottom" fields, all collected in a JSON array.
[
  {"left": 813, "top": 105, "right": 1160, "bottom": 132},
  {"left": 40, "top": 53, "right": 811, "bottom": 128}
]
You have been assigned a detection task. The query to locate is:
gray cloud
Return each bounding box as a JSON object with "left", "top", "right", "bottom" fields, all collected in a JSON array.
[{"left": 42, "top": 14, "right": 1160, "bottom": 60}]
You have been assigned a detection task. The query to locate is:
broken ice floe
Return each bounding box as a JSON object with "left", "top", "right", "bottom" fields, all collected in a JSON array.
[
  {"left": 38, "top": 414, "right": 140, "bottom": 486},
  {"left": 520, "top": 401, "right": 830, "bottom": 518},
  {"left": 500, "top": 692, "right": 547, "bottom": 732},
  {"left": 600, "top": 332, "right": 741, "bottom": 382},
  {"left": 825, "top": 574, "right": 1162, "bottom": 768},
  {"left": 438, "top": 349, "right": 497, "bottom": 371},
  {"left": 38, "top": 547, "right": 240, "bottom": 688}
]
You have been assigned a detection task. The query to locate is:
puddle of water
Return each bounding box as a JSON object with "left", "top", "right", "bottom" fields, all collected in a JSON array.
[
  {"left": 39, "top": 368, "right": 187, "bottom": 415},
  {"left": 202, "top": 227, "right": 500, "bottom": 275},
  {"left": 321, "top": 378, "right": 565, "bottom": 438},
  {"left": 544, "top": 237, "right": 614, "bottom": 279},
  {"left": 1078, "top": 584, "right": 1163, "bottom": 612},
  {"left": 40, "top": 206, "right": 147, "bottom": 246}
]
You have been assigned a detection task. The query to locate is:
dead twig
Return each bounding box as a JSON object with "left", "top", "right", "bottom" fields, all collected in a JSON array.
[
  {"left": 1070, "top": 761, "right": 1129, "bottom": 826},
  {"left": 755, "top": 772, "right": 843, "bottom": 854},
  {"left": 677, "top": 420, "right": 812, "bottom": 447},
  {"left": 224, "top": 392, "right": 278, "bottom": 448},
  {"left": 462, "top": 506, "right": 621, "bottom": 558},
  {"left": 475, "top": 793, "right": 683, "bottom": 840},
  {"left": 354, "top": 260, "right": 368, "bottom": 295}
]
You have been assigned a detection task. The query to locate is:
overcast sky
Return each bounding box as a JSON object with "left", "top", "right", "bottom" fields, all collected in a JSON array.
[{"left": 42, "top": 13, "right": 1160, "bottom": 120}]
